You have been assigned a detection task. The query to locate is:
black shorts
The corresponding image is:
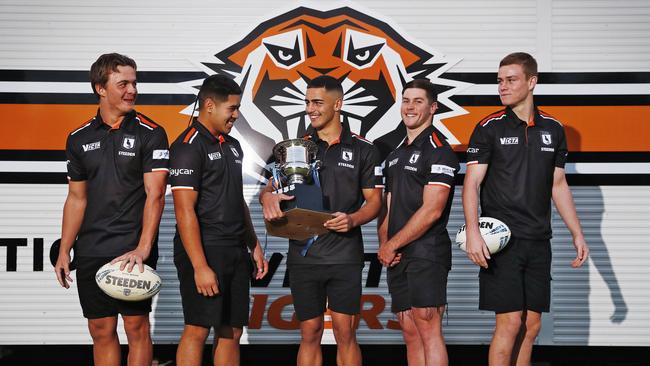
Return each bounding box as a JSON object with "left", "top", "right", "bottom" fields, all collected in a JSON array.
[
  {"left": 174, "top": 245, "right": 251, "bottom": 329},
  {"left": 387, "top": 257, "right": 449, "bottom": 313},
  {"left": 76, "top": 256, "right": 155, "bottom": 319},
  {"left": 479, "top": 237, "right": 552, "bottom": 314},
  {"left": 289, "top": 264, "right": 362, "bottom": 321}
]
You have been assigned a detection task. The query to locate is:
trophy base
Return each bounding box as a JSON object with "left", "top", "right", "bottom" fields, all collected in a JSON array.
[
  {"left": 265, "top": 208, "right": 333, "bottom": 241},
  {"left": 265, "top": 183, "right": 331, "bottom": 240}
]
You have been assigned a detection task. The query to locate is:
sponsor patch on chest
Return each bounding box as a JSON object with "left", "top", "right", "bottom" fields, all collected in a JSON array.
[
  {"left": 500, "top": 137, "right": 519, "bottom": 145},
  {"left": 208, "top": 152, "right": 222, "bottom": 160},
  {"left": 82, "top": 141, "right": 101, "bottom": 152}
]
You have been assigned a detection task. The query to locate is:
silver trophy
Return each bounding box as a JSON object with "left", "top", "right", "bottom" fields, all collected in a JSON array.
[
  {"left": 272, "top": 139, "right": 319, "bottom": 185},
  {"left": 265, "top": 139, "right": 331, "bottom": 240}
]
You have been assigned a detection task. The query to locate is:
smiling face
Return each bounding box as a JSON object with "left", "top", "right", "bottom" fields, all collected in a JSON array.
[
  {"left": 497, "top": 63, "right": 537, "bottom": 108},
  {"left": 304, "top": 87, "right": 342, "bottom": 131},
  {"left": 401, "top": 87, "right": 437, "bottom": 132},
  {"left": 203, "top": 94, "right": 242, "bottom": 136},
  {"left": 97, "top": 65, "right": 137, "bottom": 116}
]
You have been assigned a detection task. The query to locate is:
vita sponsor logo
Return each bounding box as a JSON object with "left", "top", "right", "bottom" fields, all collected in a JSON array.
[
  {"left": 82, "top": 141, "right": 100, "bottom": 152},
  {"left": 208, "top": 152, "right": 222, "bottom": 160},
  {"left": 500, "top": 137, "right": 519, "bottom": 145}
]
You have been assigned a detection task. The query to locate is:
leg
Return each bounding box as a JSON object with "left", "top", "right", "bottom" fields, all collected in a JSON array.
[
  {"left": 488, "top": 311, "right": 523, "bottom": 366},
  {"left": 411, "top": 306, "right": 447, "bottom": 366},
  {"left": 397, "top": 310, "right": 425, "bottom": 366},
  {"left": 514, "top": 310, "right": 541, "bottom": 366},
  {"left": 330, "top": 311, "right": 361, "bottom": 366},
  {"left": 297, "top": 316, "right": 325, "bottom": 366},
  {"left": 176, "top": 324, "right": 210, "bottom": 366},
  {"left": 87, "top": 316, "right": 120, "bottom": 366},
  {"left": 122, "top": 315, "right": 152, "bottom": 366},
  {"left": 213, "top": 326, "right": 243, "bottom": 366}
]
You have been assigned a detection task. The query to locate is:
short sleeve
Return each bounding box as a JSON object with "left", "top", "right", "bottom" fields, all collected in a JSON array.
[
  {"left": 360, "top": 145, "right": 383, "bottom": 189},
  {"left": 426, "top": 145, "right": 459, "bottom": 189},
  {"left": 142, "top": 127, "right": 170, "bottom": 173},
  {"left": 65, "top": 135, "right": 87, "bottom": 181},
  {"left": 466, "top": 123, "right": 493, "bottom": 165},
  {"left": 555, "top": 126, "right": 568, "bottom": 168},
  {"left": 169, "top": 142, "right": 203, "bottom": 191}
]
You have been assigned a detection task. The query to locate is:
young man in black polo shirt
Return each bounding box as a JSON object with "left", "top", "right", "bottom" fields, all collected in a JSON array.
[
  {"left": 377, "top": 79, "right": 459, "bottom": 366},
  {"left": 261, "top": 75, "right": 383, "bottom": 366},
  {"left": 55, "top": 53, "right": 169, "bottom": 366},
  {"left": 170, "top": 75, "right": 268, "bottom": 366},
  {"left": 463, "top": 52, "right": 590, "bottom": 366}
]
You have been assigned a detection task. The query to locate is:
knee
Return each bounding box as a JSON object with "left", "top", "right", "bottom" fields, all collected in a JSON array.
[
  {"left": 332, "top": 324, "right": 356, "bottom": 345},
  {"left": 524, "top": 316, "right": 542, "bottom": 339},
  {"left": 88, "top": 319, "right": 118, "bottom": 344},
  {"left": 301, "top": 320, "right": 324, "bottom": 344},
  {"left": 123, "top": 316, "right": 151, "bottom": 341},
  {"left": 216, "top": 326, "right": 243, "bottom": 342},
  {"left": 182, "top": 325, "right": 210, "bottom": 343},
  {"left": 496, "top": 315, "right": 523, "bottom": 336}
]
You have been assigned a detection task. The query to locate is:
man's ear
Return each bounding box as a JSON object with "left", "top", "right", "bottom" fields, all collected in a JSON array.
[{"left": 95, "top": 83, "right": 105, "bottom": 97}]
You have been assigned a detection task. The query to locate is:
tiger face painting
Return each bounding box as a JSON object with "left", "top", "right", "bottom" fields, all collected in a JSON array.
[{"left": 186, "top": 6, "right": 467, "bottom": 181}]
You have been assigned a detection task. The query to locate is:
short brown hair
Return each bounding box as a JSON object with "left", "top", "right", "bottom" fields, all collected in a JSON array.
[
  {"left": 499, "top": 52, "right": 538, "bottom": 79},
  {"left": 403, "top": 79, "right": 437, "bottom": 104},
  {"left": 89, "top": 53, "right": 137, "bottom": 97}
]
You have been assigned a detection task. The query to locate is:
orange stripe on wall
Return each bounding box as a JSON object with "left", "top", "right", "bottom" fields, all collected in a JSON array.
[
  {"left": 0, "top": 104, "right": 190, "bottom": 150},
  {"left": 444, "top": 106, "right": 650, "bottom": 152},
  {"left": 0, "top": 104, "right": 649, "bottom": 152}
]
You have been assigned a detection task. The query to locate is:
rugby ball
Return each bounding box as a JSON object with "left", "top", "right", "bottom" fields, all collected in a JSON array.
[
  {"left": 95, "top": 262, "right": 162, "bottom": 301},
  {"left": 456, "top": 217, "right": 511, "bottom": 254}
]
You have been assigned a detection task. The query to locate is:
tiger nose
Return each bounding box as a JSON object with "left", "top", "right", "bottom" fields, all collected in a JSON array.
[{"left": 309, "top": 66, "right": 338, "bottom": 75}]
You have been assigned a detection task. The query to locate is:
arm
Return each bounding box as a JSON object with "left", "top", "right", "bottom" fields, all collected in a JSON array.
[
  {"left": 259, "top": 177, "right": 294, "bottom": 221},
  {"left": 377, "top": 185, "right": 450, "bottom": 266},
  {"left": 377, "top": 192, "right": 390, "bottom": 247},
  {"left": 462, "top": 163, "right": 491, "bottom": 268},
  {"left": 552, "top": 167, "right": 589, "bottom": 267},
  {"left": 173, "top": 189, "right": 219, "bottom": 296},
  {"left": 243, "top": 199, "right": 268, "bottom": 279},
  {"left": 112, "top": 171, "right": 167, "bottom": 272},
  {"left": 324, "top": 187, "right": 382, "bottom": 232},
  {"left": 55, "top": 180, "right": 87, "bottom": 288}
]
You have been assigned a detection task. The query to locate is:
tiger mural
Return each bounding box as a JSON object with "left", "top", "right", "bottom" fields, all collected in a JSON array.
[{"left": 184, "top": 6, "right": 467, "bottom": 181}]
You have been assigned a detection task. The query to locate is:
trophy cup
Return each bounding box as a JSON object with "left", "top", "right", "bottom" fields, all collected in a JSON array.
[{"left": 264, "top": 139, "right": 333, "bottom": 240}]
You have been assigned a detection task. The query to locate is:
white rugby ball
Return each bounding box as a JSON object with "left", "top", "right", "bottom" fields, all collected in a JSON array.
[
  {"left": 95, "top": 262, "right": 162, "bottom": 301},
  {"left": 456, "top": 217, "right": 511, "bottom": 254}
]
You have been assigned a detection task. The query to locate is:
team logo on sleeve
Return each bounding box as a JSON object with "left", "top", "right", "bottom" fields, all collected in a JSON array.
[
  {"left": 541, "top": 132, "right": 552, "bottom": 145},
  {"left": 181, "top": 6, "right": 468, "bottom": 182},
  {"left": 230, "top": 147, "right": 240, "bottom": 158},
  {"left": 153, "top": 149, "right": 169, "bottom": 160},
  {"left": 122, "top": 135, "right": 136, "bottom": 150}
]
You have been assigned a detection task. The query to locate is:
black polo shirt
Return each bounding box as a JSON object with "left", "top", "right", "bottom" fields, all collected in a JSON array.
[
  {"left": 466, "top": 107, "right": 568, "bottom": 240},
  {"left": 169, "top": 119, "right": 246, "bottom": 254},
  {"left": 384, "top": 125, "right": 459, "bottom": 266},
  {"left": 65, "top": 110, "right": 169, "bottom": 257},
  {"left": 287, "top": 122, "right": 383, "bottom": 265}
]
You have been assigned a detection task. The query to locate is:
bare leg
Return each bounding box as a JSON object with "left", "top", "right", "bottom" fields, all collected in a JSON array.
[
  {"left": 331, "top": 311, "right": 361, "bottom": 366},
  {"left": 514, "top": 311, "right": 541, "bottom": 366},
  {"left": 176, "top": 324, "right": 210, "bottom": 366},
  {"left": 122, "top": 315, "right": 153, "bottom": 366},
  {"left": 88, "top": 316, "right": 120, "bottom": 366},
  {"left": 297, "top": 315, "right": 324, "bottom": 366},
  {"left": 397, "top": 310, "right": 425, "bottom": 366},
  {"left": 213, "top": 326, "right": 243, "bottom": 366},
  {"left": 488, "top": 311, "right": 523, "bottom": 366}
]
